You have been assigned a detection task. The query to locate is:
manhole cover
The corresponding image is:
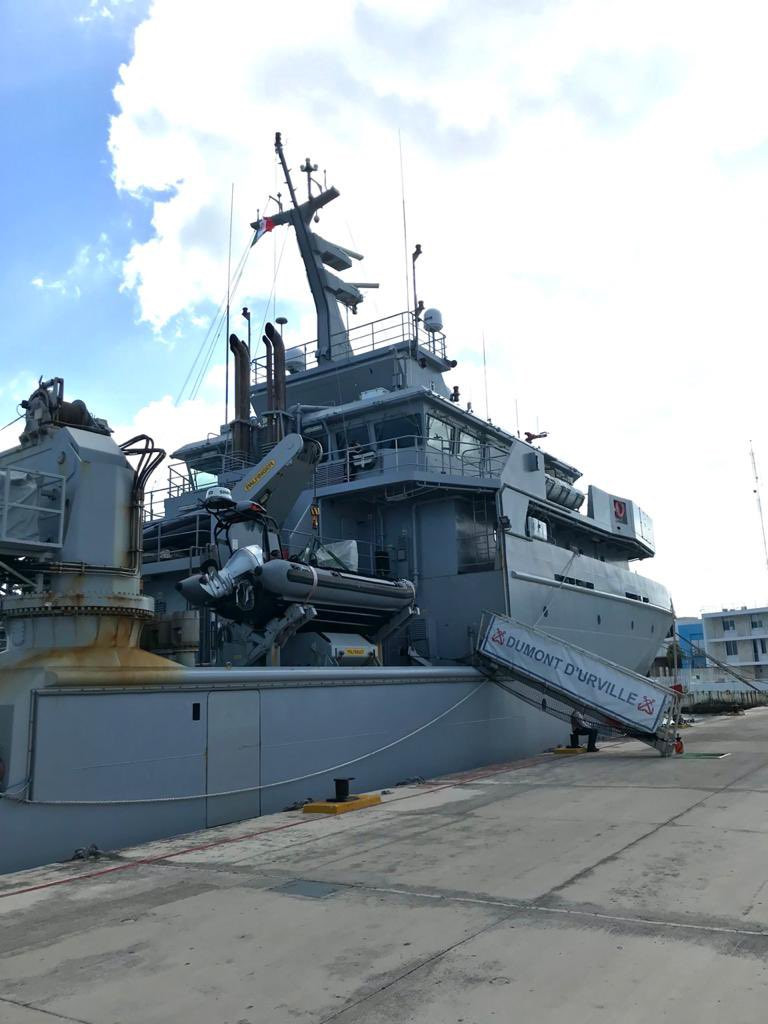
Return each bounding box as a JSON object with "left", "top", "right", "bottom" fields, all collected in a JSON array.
[
  {"left": 680, "top": 752, "right": 730, "bottom": 759},
  {"left": 272, "top": 879, "right": 341, "bottom": 899}
]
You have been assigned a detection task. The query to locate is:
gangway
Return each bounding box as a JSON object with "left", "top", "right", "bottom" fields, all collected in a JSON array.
[{"left": 476, "top": 612, "right": 681, "bottom": 756}]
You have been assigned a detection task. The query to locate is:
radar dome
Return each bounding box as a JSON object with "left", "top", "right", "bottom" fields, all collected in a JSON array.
[{"left": 423, "top": 308, "right": 443, "bottom": 333}]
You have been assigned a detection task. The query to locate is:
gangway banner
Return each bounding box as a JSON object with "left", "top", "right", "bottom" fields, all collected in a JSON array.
[{"left": 478, "top": 613, "right": 672, "bottom": 733}]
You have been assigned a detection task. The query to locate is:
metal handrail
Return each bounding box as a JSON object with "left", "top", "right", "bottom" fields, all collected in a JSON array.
[
  {"left": 314, "top": 435, "right": 508, "bottom": 488},
  {"left": 0, "top": 468, "right": 65, "bottom": 550},
  {"left": 253, "top": 310, "right": 447, "bottom": 379},
  {"left": 143, "top": 453, "right": 251, "bottom": 520}
]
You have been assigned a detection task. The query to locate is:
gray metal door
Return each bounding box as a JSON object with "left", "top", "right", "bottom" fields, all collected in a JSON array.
[{"left": 205, "top": 690, "right": 261, "bottom": 827}]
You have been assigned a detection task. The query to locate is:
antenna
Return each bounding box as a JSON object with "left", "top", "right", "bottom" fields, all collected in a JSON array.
[
  {"left": 398, "top": 130, "right": 410, "bottom": 313},
  {"left": 225, "top": 182, "right": 234, "bottom": 425},
  {"left": 749, "top": 441, "right": 768, "bottom": 578},
  {"left": 300, "top": 155, "right": 319, "bottom": 202},
  {"left": 482, "top": 330, "right": 489, "bottom": 421}
]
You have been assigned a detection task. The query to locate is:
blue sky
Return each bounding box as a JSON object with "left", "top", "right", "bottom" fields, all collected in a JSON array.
[
  {"left": 0, "top": 0, "right": 235, "bottom": 425},
  {"left": 2, "top": 0, "right": 768, "bottom": 615}
]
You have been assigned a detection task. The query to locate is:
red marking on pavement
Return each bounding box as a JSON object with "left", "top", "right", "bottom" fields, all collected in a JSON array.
[{"left": 0, "top": 758, "right": 549, "bottom": 900}]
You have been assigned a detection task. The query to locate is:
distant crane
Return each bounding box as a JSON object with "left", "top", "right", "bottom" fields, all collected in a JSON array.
[{"left": 749, "top": 441, "right": 768, "bottom": 578}]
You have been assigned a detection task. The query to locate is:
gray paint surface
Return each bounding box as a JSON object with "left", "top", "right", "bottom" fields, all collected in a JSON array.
[
  {"left": 1, "top": 712, "right": 767, "bottom": 1023},
  {"left": 0, "top": 677, "right": 564, "bottom": 874}
]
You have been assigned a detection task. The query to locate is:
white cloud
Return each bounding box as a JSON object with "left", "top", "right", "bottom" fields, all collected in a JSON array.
[
  {"left": 30, "top": 234, "right": 118, "bottom": 299},
  {"left": 112, "top": 364, "right": 225, "bottom": 495},
  {"left": 76, "top": 0, "right": 134, "bottom": 24},
  {"left": 108, "top": 0, "right": 768, "bottom": 614}
]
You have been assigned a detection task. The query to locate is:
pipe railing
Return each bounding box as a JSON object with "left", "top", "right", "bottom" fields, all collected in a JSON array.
[
  {"left": 313, "top": 435, "right": 508, "bottom": 489},
  {"left": 253, "top": 310, "right": 447, "bottom": 381}
]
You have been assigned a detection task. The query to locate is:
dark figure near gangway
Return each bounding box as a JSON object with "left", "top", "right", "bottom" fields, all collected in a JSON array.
[{"left": 570, "top": 708, "right": 599, "bottom": 752}]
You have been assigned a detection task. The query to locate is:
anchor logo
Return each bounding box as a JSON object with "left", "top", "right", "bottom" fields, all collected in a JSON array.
[
  {"left": 491, "top": 628, "right": 506, "bottom": 645},
  {"left": 637, "top": 695, "right": 656, "bottom": 715}
]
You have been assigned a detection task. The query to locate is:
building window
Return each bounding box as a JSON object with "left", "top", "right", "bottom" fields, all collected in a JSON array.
[
  {"left": 722, "top": 618, "right": 735, "bottom": 631},
  {"left": 761, "top": 639, "right": 767, "bottom": 655},
  {"left": 752, "top": 618, "right": 764, "bottom": 629},
  {"left": 725, "top": 640, "right": 738, "bottom": 656}
]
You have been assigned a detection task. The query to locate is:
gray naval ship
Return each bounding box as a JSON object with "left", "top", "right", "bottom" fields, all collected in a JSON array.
[
  {"left": 142, "top": 134, "right": 671, "bottom": 674},
  {"left": 0, "top": 135, "right": 673, "bottom": 874}
]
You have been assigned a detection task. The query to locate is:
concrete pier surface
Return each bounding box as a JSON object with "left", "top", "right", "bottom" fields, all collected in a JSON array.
[{"left": 2, "top": 711, "right": 768, "bottom": 1023}]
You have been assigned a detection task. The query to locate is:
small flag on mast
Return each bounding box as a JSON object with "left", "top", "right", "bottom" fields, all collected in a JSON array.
[{"left": 251, "top": 216, "right": 275, "bottom": 245}]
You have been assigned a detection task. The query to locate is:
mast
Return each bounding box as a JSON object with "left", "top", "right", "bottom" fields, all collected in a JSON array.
[
  {"left": 251, "top": 134, "right": 375, "bottom": 365},
  {"left": 273, "top": 133, "right": 346, "bottom": 362},
  {"left": 749, "top": 441, "right": 768, "bottom": 580}
]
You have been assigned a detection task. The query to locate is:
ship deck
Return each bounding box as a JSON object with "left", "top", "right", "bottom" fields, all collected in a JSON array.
[{"left": 2, "top": 710, "right": 768, "bottom": 1023}]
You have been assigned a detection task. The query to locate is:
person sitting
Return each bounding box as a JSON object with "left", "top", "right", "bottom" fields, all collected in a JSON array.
[{"left": 570, "top": 708, "right": 599, "bottom": 752}]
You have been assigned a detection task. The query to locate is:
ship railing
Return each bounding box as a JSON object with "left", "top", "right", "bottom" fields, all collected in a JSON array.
[
  {"left": 313, "top": 436, "right": 508, "bottom": 489},
  {"left": 142, "top": 454, "right": 251, "bottom": 522},
  {"left": 252, "top": 310, "right": 447, "bottom": 381},
  {"left": 0, "top": 467, "right": 66, "bottom": 553},
  {"left": 283, "top": 529, "right": 388, "bottom": 578},
  {"left": 143, "top": 509, "right": 212, "bottom": 565}
]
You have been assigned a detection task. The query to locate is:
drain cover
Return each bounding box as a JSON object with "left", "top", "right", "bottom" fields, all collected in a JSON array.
[
  {"left": 272, "top": 879, "right": 341, "bottom": 899},
  {"left": 680, "top": 752, "right": 731, "bottom": 759}
]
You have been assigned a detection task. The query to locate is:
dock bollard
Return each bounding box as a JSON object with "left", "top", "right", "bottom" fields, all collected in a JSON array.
[{"left": 333, "top": 777, "right": 354, "bottom": 802}]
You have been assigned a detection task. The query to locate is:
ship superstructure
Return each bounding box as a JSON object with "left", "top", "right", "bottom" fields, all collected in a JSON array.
[{"left": 142, "top": 133, "right": 672, "bottom": 674}]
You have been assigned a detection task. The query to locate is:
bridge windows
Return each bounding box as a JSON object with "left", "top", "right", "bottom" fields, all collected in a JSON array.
[
  {"left": 335, "top": 424, "right": 371, "bottom": 454},
  {"left": 426, "top": 415, "right": 453, "bottom": 452},
  {"left": 374, "top": 415, "right": 421, "bottom": 448}
]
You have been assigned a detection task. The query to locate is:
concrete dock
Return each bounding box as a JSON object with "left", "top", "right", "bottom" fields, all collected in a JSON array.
[{"left": 2, "top": 710, "right": 768, "bottom": 1023}]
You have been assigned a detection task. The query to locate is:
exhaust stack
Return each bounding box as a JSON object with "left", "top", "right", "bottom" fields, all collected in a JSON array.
[
  {"left": 264, "top": 321, "right": 286, "bottom": 440},
  {"left": 228, "top": 333, "right": 252, "bottom": 459}
]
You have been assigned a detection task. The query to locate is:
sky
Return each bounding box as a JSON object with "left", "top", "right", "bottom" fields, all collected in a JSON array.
[{"left": 1, "top": 0, "right": 768, "bottom": 617}]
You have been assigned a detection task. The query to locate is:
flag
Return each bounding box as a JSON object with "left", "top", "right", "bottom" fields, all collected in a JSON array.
[{"left": 251, "top": 216, "right": 275, "bottom": 245}]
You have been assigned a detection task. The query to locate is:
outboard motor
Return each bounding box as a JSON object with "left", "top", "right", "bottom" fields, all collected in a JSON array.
[{"left": 177, "top": 545, "right": 264, "bottom": 609}]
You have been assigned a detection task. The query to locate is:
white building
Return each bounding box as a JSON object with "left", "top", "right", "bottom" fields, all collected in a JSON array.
[{"left": 701, "top": 606, "right": 768, "bottom": 681}]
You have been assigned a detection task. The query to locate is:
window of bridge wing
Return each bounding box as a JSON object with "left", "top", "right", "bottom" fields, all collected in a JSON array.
[
  {"left": 373, "top": 414, "right": 422, "bottom": 449},
  {"left": 457, "top": 429, "right": 483, "bottom": 469},
  {"left": 335, "top": 424, "right": 371, "bottom": 456},
  {"left": 426, "top": 414, "right": 454, "bottom": 455}
]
